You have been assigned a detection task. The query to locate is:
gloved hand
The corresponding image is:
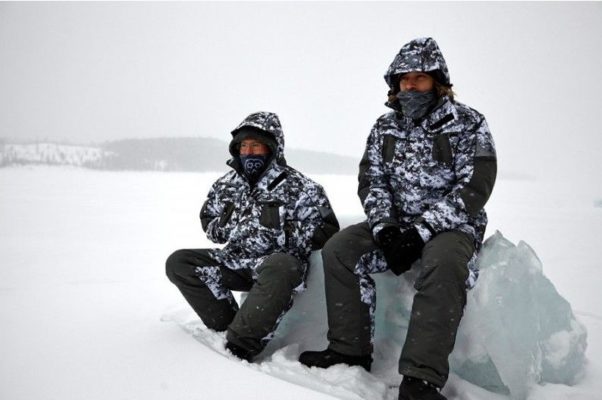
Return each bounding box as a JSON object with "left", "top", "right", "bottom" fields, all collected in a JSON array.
[{"left": 376, "top": 226, "right": 425, "bottom": 275}]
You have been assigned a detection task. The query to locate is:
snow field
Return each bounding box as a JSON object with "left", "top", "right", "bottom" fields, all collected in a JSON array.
[{"left": 0, "top": 167, "right": 601, "bottom": 400}]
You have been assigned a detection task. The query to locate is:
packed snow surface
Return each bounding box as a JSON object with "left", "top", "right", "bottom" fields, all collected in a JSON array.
[{"left": 1, "top": 167, "right": 601, "bottom": 400}]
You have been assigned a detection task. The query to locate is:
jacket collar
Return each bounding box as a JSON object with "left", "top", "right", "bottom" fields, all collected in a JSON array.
[
  {"left": 421, "top": 96, "right": 458, "bottom": 133},
  {"left": 391, "top": 95, "right": 458, "bottom": 134},
  {"left": 228, "top": 157, "right": 286, "bottom": 191}
]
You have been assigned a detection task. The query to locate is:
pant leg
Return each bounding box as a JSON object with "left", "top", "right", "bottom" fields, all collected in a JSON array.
[
  {"left": 398, "top": 231, "right": 474, "bottom": 387},
  {"left": 322, "top": 222, "right": 388, "bottom": 356},
  {"left": 226, "top": 252, "right": 304, "bottom": 356},
  {"left": 166, "top": 248, "right": 253, "bottom": 331}
]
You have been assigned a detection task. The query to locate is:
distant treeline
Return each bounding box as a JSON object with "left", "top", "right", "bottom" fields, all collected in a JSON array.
[
  {"left": 101, "top": 137, "right": 228, "bottom": 171},
  {"left": 1, "top": 137, "right": 360, "bottom": 175}
]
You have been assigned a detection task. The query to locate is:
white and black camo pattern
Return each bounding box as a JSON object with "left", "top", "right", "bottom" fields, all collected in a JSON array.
[
  {"left": 230, "top": 111, "right": 286, "bottom": 165},
  {"left": 384, "top": 37, "right": 451, "bottom": 87},
  {"left": 356, "top": 250, "right": 389, "bottom": 344},
  {"left": 359, "top": 99, "right": 495, "bottom": 247},
  {"left": 359, "top": 39, "right": 495, "bottom": 293},
  {"left": 200, "top": 112, "right": 335, "bottom": 284},
  {"left": 194, "top": 265, "right": 236, "bottom": 303}
]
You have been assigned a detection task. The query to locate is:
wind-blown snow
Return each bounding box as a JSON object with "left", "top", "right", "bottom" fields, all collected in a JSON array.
[{"left": 0, "top": 167, "right": 601, "bottom": 400}]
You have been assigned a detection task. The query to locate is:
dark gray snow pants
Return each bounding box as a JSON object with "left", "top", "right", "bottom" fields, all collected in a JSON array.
[
  {"left": 322, "top": 222, "right": 474, "bottom": 387},
  {"left": 166, "top": 249, "right": 303, "bottom": 356}
]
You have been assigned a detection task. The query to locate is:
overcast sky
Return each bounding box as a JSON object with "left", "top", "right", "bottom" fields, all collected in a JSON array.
[{"left": 1, "top": 2, "right": 601, "bottom": 182}]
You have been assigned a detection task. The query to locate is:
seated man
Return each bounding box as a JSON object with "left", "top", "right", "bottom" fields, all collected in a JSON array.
[
  {"left": 299, "top": 38, "right": 497, "bottom": 400},
  {"left": 166, "top": 111, "right": 339, "bottom": 361}
]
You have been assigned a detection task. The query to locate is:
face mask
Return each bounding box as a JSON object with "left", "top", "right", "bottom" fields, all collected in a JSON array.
[
  {"left": 240, "top": 154, "right": 269, "bottom": 181},
  {"left": 396, "top": 90, "right": 437, "bottom": 120}
]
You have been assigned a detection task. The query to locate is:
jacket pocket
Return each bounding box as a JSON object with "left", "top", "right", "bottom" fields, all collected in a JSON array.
[
  {"left": 259, "top": 202, "right": 282, "bottom": 229},
  {"left": 382, "top": 135, "right": 397, "bottom": 163},
  {"left": 432, "top": 134, "right": 453, "bottom": 167},
  {"left": 218, "top": 202, "right": 235, "bottom": 227}
]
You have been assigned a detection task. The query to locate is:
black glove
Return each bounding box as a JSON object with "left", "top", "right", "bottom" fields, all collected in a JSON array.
[{"left": 376, "top": 226, "right": 425, "bottom": 275}]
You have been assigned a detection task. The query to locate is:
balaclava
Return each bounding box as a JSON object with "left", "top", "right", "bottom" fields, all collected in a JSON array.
[
  {"left": 240, "top": 152, "right": 270, "bottom": 182},
  {"left": 230, "top": 127, "right": 276, "bottom": 183},
  {"left": 384, "top": 38, "right": 452, "bottom": 118},
  {"left": 396, "top": 89, "right": 437, "bottom": 120}
]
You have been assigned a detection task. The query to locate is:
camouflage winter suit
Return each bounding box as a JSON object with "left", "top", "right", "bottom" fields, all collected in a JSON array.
[
  {"left": 166, "top": 112, "right": 339, "bottom": 356},
  {"left": 321, "top": 38, "right": 497, "bottom": 387}
]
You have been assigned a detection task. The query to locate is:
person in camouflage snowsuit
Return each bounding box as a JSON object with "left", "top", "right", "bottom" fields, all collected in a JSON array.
[
  {"left": 299, "top": 38, "right": 497, "bottom": 400},
  {"left": 166, "top": 112, "right": 339, "bottom": 361}
]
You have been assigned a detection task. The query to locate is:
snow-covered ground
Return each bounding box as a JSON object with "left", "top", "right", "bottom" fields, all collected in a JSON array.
[{"left": 1, "top": 167, "right": 601, "bottom": 400}]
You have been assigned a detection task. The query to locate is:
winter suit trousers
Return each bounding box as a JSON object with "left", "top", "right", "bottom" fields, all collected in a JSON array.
[
  {"left": 165, "top": 249, "right": 304, "bottom": 356},
  {"left": 322, "top": 222, "right": 473, "bottom": 387}
]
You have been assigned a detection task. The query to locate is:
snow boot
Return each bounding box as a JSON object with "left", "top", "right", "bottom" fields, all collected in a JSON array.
[
  {"left": 299, "top": 348, "right": 372, "bottom": 371},
  {"left": 225, "top": 341, "right": 253, "bottom": 362},
  {"left": 398, "top": 376, "right": 447, "bottom": 400}
]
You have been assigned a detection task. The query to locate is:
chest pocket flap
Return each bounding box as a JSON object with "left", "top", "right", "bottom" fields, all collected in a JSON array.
[
  {"left": 382, "top": 135, "right": 398, "bottom": 163},
  {"left": 259, "top": 201, "right": 282, "bottom": 229},
  {"left": 432, "top": 134, "right": 453, "bottom": 167}
]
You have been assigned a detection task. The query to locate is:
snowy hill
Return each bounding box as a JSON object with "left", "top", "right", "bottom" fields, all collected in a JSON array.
[
  {"left": 0, "top": 142, "right": 111, "bottom": 168},
  {"left": 0, "top": 139, "right": 359, "bottom": 174}
]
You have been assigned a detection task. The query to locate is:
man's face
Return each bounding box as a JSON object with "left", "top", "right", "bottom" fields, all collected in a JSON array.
[
  {"left": 239, "top": 138, "right": 270, "bottom": 156},
  {"left": 399, "top": 72, "right": 435, "bottom": 93}
]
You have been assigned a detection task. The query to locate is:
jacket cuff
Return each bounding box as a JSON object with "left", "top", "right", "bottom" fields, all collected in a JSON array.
[
  {"left": 414, "top": 223, "right": 432, "bottom": 242},
  {"left": 371, "top": 222, "right": 388, "bottom": 238},
  {"left": 414, "top": 217, "right": 437, "bottom": 242},
  {"left": 371, "top": 221, "right": 399, "bottom": 241}
]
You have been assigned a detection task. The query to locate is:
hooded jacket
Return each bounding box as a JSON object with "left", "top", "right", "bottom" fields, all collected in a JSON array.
[
  {"left": 384, "top": 37, "right": 451, "bottom": 88},
  {"left": 200, "top": 112, "right": 339, "bottom": 275},
  {"left": 359, "top": 38, "right": 497, "bottom": 252}
]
